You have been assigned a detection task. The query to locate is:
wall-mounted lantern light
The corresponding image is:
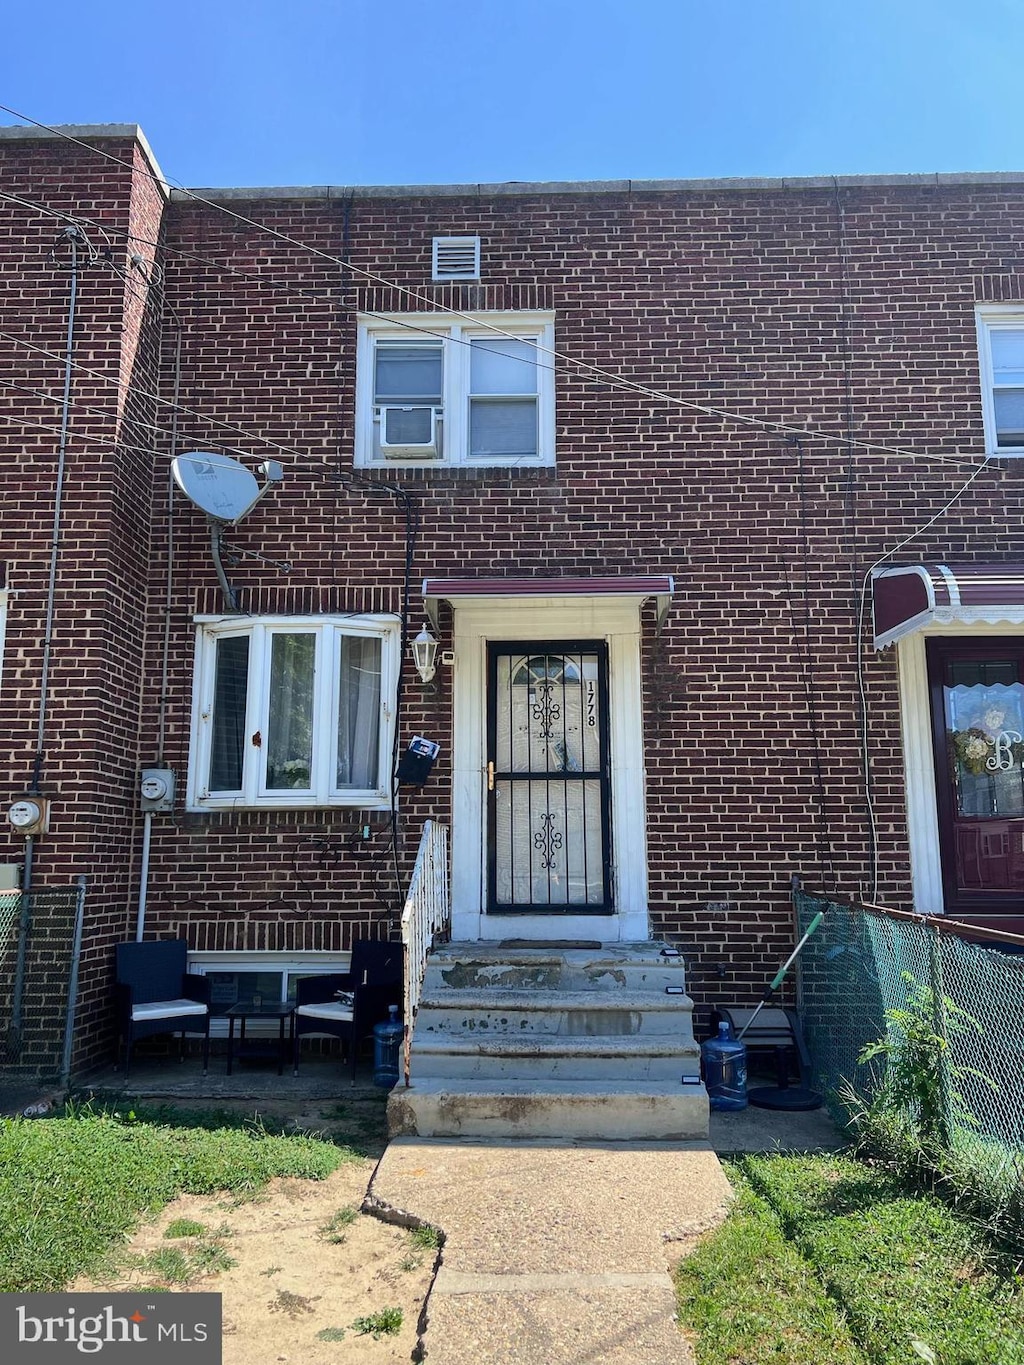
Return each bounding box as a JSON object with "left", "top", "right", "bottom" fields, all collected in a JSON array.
[{"left": 411, "top": 623, "right": 439, "bottom": 684}]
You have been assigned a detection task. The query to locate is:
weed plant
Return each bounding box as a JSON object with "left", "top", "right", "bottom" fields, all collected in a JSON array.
[
  {"left": 843, "top": 979, "right": 1024, "bottom": 1255},
  {"left": 352, "top": 1307, "right": 403, "bottom": 1339},
  {"left": 164, "top": 1218, "right": 206, "bottom": 1239},
  {"left": 319, "top": 1205, "right": 359, "bottom": 1243},
  {"left": 137, "top": 1243, "right": 235, "bottom": 1287},
  {"left": 410, "top": 1224, "right": 442, "bottom": 1250}
]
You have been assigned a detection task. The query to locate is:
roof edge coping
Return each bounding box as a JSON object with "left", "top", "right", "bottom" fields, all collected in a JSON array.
[
  {"left": 0, "top": 122, "right": 168, "bottom": 198},
  {"left": 171, "top": 170, "right": 1024, "bottom": 204}
]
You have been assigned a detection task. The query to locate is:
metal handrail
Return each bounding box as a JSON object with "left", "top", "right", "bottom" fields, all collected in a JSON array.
[{"left": 400, "top": 820, "right": 450, "bottom": 1085}]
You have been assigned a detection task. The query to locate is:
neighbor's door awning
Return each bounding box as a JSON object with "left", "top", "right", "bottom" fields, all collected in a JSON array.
[
  {"left": 422, "top": 575, "right": 674, "bottom": 630},
  {"left": 872, "top": 564, "right": 1024, "bottom": 649}
]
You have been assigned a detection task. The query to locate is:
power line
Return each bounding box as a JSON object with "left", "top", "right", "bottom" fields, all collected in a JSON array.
[
  {"left": 2, "top": 184, "right": 980, "bottom": 474},
  {"left": 855, "top": 455, "right": 996, "bottom": 903},
  {"left": 0, "top": 406, "right": 163, "bottom": 461},
  {"left": 0, "top": 104, "right": 993, "bottom": 472},
  {"left": 0, "top": 327, "right": 311, "bottom": 465}
]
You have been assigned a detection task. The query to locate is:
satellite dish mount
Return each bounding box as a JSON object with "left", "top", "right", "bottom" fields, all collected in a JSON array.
[{"left": 171, "top": 452, "right": 284, "bottom": 610}]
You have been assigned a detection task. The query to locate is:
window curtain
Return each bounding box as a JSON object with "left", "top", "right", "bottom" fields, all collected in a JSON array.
[
  {"left": 210, "top": 635, "right": 250, "bottom": 790},
  {"left": 267, "top": 633, "right": 315, "bottom": 789},
  {"left": 336, "top": 635, "right": 382, "bottom": 788}
]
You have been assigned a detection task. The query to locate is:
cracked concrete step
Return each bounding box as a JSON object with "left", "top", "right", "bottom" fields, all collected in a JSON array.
[
  {"left": 414, "top": 987, "right": 696, "bottom": 1040},
  {"left": 410, "top": 1034, "right": 700, "bottom": 1081},
  {"left": 424, "top": 944, "right": 687, "bottom": 995},
  {"left": 387, "top": 1077, "right": 709, "bottom": 1140}
]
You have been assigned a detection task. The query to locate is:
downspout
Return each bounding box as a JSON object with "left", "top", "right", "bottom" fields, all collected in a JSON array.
[
  {"left": 59, "top": 876, "right": 87, "bottom": 1087},
  {"left": 135, "top": 814, "right": 153, "bottom": 943}
]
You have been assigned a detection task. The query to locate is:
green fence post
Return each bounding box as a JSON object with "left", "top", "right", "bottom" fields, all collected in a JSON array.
[{"left": 927, "top": 920, "right": 952, "bottom": 1149}]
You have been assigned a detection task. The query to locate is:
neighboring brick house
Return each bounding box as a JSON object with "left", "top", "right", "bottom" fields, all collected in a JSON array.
[{"left": 4, "top": 122, "right": 1024, "bottom": 1078}]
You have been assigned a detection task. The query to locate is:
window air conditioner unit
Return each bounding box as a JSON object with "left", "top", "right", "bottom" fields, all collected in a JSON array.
[{"left": 379, "top": 405, "right": 440, "bottom": 458}]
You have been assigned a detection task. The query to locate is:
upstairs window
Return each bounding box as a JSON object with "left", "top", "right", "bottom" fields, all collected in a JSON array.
[
  {"left": 977, "top": 306, "right": 1024, "bottom": 454},
  {"left": 356, "top": 312, "right": 555, "bottom": 469},
  {"left": 188, "top": 615, "right": 398, "bottom": 810}
]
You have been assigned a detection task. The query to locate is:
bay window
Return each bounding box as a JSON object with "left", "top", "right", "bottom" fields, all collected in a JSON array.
[{"left": 188, "top": 615, "right": 399, "bottom": 810}]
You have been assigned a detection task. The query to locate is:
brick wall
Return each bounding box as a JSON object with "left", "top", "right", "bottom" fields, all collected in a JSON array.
[
  {"left": 0, "top": 131, "right": 166, "bottom": 1066},
  {"left": 6, "top": 133, "right": 1024, "bottom": 1062}
]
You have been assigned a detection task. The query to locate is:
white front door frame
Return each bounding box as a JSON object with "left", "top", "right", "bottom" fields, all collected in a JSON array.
[{"left": 449, "top": 595, "right": 650, "bottom": 942}]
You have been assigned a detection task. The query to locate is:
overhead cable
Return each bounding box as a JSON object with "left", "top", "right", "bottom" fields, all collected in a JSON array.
[{"left": 0, "top": 104, "right": 993, "bottom": 472}]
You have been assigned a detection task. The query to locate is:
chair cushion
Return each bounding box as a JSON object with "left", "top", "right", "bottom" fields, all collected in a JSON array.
[
  {"left": 132, "top": 999, "right": 208, "bottom": 1023},
  {"left": 296, "top": 1002, "right": 354, "bottom": 1023}
]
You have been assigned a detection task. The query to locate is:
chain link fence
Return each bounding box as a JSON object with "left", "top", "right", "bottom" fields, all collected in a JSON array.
[
  {"left": 0, "top": 882, "right": 85, "bottom": 1084},
  {"left": 796, "top": 887, "right": 1024, "bottom": 1195}
]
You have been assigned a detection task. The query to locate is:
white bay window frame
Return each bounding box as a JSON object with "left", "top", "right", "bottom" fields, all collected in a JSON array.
[
  {"left": 187, "top": 614, "right": 399, "bottom": 811},
  {"left": 355, "top": 311, "right": 555, "bottom": 469}
]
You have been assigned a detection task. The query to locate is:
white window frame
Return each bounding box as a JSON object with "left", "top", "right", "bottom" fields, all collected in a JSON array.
[
  {"left": 186, "top": 614, "right": 399, "bottom": 812},
  {"left": 976, "top": 304, "right": 1024, "bottom": 456},
  {"left": 355, "top": 311, "right": 555, "bottom": 469}
]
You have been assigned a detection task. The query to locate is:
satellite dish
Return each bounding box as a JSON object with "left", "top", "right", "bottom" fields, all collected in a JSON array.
[
  {"left": 171, "top": 451, "right": 282, "bottom": 524},
  {"left": 170, "top": 451, "right": 285, "bottom": 613}
]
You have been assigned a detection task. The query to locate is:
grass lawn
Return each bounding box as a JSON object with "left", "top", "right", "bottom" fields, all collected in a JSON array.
[
  {"left": 675, "top": 1153, "right": 1024, "bottom": 1365},
  {"left": 0, "top": 1103, "right": 357, "bottom": 1291}
]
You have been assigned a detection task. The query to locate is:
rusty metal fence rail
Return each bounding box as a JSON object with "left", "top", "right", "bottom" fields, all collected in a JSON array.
[
  {"left": 0, "top": 881, "right": 85, "bottom": 1083},
  {"left": 795, "top": 888, "right": 1024, "bottom": 1193}
]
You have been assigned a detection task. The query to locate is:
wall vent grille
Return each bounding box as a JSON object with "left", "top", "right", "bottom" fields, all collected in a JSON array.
[{"left": 432, "top": 236, "right": 481, "bottom": 281}]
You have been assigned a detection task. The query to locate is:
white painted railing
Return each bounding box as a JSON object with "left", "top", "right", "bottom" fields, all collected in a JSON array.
[{"left": 400, "top": 820, "right": 450, "bottom": 1085}]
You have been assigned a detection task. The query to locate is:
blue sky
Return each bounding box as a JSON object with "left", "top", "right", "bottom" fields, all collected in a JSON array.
[{"left": 2, "top": 1, "right": 1022, "bottom": 189}]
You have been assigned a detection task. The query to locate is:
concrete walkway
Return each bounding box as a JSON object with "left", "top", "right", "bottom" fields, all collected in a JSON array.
[
  {"left": 367, "top": 1106, "right": 842, "bottom": 1365},
  {"left": 369, "top": 1139, "right": 727, "bottom": 1365}
]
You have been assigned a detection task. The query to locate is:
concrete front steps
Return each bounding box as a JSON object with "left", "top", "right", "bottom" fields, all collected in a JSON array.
[{"left": 387, "top": 941, "right": 708, "bottom": 1141}]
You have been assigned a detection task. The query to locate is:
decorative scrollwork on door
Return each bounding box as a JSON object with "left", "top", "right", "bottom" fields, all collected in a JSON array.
[
  {"left": 531, "top": 681, "right": 561, "bottom": 738},
  {"left": 533, "top": 812, "right": 563, "bottom": 868}
]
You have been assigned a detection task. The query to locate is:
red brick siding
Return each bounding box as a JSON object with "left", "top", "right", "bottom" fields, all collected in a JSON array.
[{"left": 6, "top": 137, "right": 1024, "bottom": 1060}]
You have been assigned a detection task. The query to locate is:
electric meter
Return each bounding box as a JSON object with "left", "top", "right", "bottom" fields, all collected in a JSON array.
[
  {"left": 7, "top": 798, "right": 48, "bottom": 835},
  {"left": 140, "top": 769, "right": 175, "bottom": 812}
]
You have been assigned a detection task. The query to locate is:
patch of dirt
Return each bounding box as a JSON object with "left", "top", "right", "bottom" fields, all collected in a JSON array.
[{"left": 72, "top": 1100, "right": 437, "bottom": 1364}]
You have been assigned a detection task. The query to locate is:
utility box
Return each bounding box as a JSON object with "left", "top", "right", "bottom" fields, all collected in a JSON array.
[
  {"left": 0, "top": 863, "right": 22, "bottom": 891},
  {"left": 140, "top": 769, "right": 176, "bottom": 812}
]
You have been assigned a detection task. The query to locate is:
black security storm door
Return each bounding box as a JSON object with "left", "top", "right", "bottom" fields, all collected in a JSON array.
[{"left": 486, "top": 642, "right": 613, "bottom": 914}]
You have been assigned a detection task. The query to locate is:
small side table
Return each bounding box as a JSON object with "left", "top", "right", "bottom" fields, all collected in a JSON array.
[{"left": 225, "top": 1002, "right": 295, "bottom": 1076}]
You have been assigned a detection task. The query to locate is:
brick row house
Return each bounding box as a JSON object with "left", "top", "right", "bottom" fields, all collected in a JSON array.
[{"left": 4, "top": 123, "right": 1024, "bottom": 1132}]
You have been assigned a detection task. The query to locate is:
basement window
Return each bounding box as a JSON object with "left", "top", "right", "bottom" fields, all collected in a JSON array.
[
  {"left": 188, "top": 952, "right": 352, "bottom": 1036},
  {"left": 187, "top": 615, "right": 399, "bottom": 811}
]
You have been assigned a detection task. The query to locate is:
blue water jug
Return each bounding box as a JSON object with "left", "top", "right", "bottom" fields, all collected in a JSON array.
[
  {"left": 701, "top": 1020, "right": 748, "bottom": 1111},
  {"left": 372, "top": 1005, "right": 403, "bottom": 1088}
]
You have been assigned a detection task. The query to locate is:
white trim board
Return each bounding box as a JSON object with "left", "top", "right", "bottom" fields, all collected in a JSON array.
[
  {"left": 449, "top": 595, "right": 650, "bottom": 942},
  {"left": 897, "top": 620, "right": 1024, "bottom": 914}
]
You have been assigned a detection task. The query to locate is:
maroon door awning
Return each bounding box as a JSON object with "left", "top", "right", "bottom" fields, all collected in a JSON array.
[{"left": 872, "top": 564, "right": 1024, "bottom": 649}]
